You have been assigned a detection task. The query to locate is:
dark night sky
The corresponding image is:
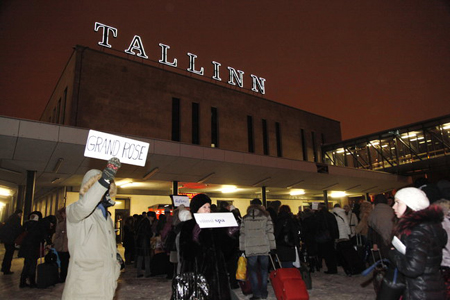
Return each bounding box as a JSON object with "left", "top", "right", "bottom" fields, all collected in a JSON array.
[{"left": 1, "top": 0, "right": 450, "bottom": 140}]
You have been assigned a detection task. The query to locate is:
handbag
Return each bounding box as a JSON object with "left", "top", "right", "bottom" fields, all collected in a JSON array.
[
  {"left": 315, "top": 229, "right": 331, "bottom": 243},
  {"left": 236, "top": 253, "right": 247, "bottom": 281},
  {"left": 376, "top": 266, "right": 405, "bottom": 300},
  {"left": 14, "top": 230, "right": 28, "bottom": 246},
  {"left": 172, "top": 271, "right": 209, "bottom": 300}
]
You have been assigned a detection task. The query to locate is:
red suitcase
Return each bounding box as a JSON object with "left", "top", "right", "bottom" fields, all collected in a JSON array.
[{"left": 269, "top": 255, "right": 309, "bottom": 300}]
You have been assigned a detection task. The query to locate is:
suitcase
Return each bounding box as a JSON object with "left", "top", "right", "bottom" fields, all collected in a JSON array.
[
  {"left": 269, "top": 254, "right": 309, "bottom": 300},
  {"left": 36, "top": 262, "right": 59, "bottom": 288},
  {"left": 36, "top": 246, "right": 59, "bottom": 288},
  {"left": 336, "top": 240, "right": 366, "bottom": 275}
]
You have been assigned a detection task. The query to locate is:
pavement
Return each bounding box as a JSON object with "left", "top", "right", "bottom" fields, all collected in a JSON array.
[{"left": 0, "top": 245, "right": 377, "bottom": 299}]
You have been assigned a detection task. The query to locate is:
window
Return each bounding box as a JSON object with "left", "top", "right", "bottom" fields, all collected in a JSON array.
[
  {"left": 312, "top": 131, "right": 317, "bottom": 162},
  {"left": 262, "top": 119, "right": 269, "bottom": 155},
  {"left": 172, "top": 98, "right": 180, "bottom": 142},
  {"left": 247, "top": 116, "right": 254, "bottom": 153},
  {"left": 211, "top": 107, "right": 218, "bottom": 147},
  {"left": 192, "top": 102, "right": 200, "bottom": 144},
  {"left": 276, "top": 122, "right": 282, "bottom": 157},
  {"left": 301, "top": 129, "right": 307, "bottom": 161}
]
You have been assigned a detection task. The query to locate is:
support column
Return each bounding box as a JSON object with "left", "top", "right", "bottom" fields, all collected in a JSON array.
[
  {"left": 24, "top": 170, "right": 36, "bottom": 219},
  {"left": 172, "top": 181, "right": 179, "bottom": 195},
  {"left": 323, "top": 190, "right": 329, "bottom": 210},
  {"left": 261, "top": 186, "right": 267, "bottom": 207}
]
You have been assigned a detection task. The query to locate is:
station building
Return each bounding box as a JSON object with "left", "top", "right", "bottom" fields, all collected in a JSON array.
[{"left": 0, "top": 45, "right": 411, "bottom": 231}]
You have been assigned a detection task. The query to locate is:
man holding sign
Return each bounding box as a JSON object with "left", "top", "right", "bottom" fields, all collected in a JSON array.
[{"left": 62, "top": 158, "right": 122, "bottom": 300}]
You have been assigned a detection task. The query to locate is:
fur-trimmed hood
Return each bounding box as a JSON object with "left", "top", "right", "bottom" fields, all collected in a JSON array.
[
  {"left": 79, "top": 169, "right": 116, "bottom": 197},
  {"left": 395, "top": 205, "right": 444, "bottom": 236}
]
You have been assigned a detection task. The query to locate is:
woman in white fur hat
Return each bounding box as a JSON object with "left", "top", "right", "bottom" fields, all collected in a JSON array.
[{"left": 390, "top": 187, "right": 447, "bottom": 300}]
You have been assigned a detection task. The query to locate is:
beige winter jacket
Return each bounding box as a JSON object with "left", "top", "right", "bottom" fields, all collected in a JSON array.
[{"left": 62, "top": 170, "right": 120, "bottom": 300}]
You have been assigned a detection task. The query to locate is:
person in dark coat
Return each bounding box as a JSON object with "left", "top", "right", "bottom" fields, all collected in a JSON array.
[
  {"left": 18, "top": 213, "right": 56, "bottom": 288},
  {"left": 315, "top": 203, "right": 339, "bottom": 274},
  {"left": 0, "top": 209, "right": 22, "bottom": 275},
  {"left": 135, "top": 212, "right": 155, "bottom": 278},
  {"left": 300, "top": 207, "right": 321, "bottom": 272},
  {"left": 176, "top": 194, "right": 231, "bottom": 300},
  {"left": 274, "top": 205, "right": 299, "bottom": 268},
  {"left": 391, "top": 187, "right": 447, "bottom": 300},
  {"left": 122, "top": 216, "right": 135, "bottom": 265}
]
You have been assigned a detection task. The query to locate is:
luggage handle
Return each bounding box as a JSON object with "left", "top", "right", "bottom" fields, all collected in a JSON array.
[
  {"left": 269, "top": 253, "right": 283, "bottom": 270},
  {"left": 371, "top": 248, "right": 386, "bottom": 269}
]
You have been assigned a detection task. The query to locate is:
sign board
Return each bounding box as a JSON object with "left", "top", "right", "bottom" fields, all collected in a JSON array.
[
  {"left": 171, "top": 195, "right": 190, "bottom": 207},
  {"left": 84, "top": 130, "right": 149, "bottom": 166},
  {"left": 312, "top": 202, "right": 320, "bottom": 210},
  {"left": 194, "top": 212, "right": 238, "bottom": 229}
]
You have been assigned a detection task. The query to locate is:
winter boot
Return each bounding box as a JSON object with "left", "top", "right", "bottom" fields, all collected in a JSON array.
[{"left": 19, "top": 276, "right": 30, "bottom": 288}]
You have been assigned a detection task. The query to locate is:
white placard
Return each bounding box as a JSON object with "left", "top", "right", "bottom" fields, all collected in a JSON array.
[
  {"left": 194, "top": 212, "right": 238, "bottom": 228},
  {"left": 312, "top": 202, "right": 320, "bottom": 210},
  {"left": 392, "top": 236, "right": 406, "bottom": 254},
  {"left": 84, "top": 130, "right": 149, "bottom": 166},
  {"left": 171, "top": 195, "right": 190, "bottom": 207}
]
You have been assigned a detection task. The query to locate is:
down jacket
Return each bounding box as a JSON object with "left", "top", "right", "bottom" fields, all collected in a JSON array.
[
  {"left": 239, "top": 204, "right": 276, "bottom": 256},
  {"left": 62, "top": 170, "right": 120, "bottom": 300},
  {"left": 391, "top": 206, "right": 447, "bottom": 300}
]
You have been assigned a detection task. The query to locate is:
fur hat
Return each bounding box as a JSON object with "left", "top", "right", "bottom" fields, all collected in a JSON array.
[
  {"left": 80, "top": 169, "right": 117, "bottom": 197},
  {"left": 395, "top": 187, "right": 429, "bottom": 211},
  {"left": 189, "top": 194, "right": 211, "bottom": 213}
]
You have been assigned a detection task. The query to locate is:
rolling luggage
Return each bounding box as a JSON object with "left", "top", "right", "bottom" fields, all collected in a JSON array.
[
  {"left": 336, "top": 240, "right": 366, "bottom": 276},
  {"left": 36, "top": 246, "right": 59, "bottom": 288},
  {"left": 299, "top": 261, "right": 312, "bottom": 290},
  {"left": 269, "top": 254, "right": 309, "bottom": 300}
]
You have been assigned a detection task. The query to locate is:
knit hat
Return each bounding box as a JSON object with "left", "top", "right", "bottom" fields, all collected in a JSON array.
[
  {"left": 395, "top": 187, "right": 430, "bottom": 211},
  {"left": 189, "top": 194, "right": 212, "bottom": 213}
]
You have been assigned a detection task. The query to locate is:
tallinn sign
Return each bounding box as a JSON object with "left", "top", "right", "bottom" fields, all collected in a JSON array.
[{"left": 94, "top": 22, "right": 266, "bottom": 95}]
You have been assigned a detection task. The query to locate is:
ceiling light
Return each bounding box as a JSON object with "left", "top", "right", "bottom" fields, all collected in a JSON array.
[
  {"left": 197, "top": 173, "right": 215, "bottom": 183},
  {"left": 252, "top": 177, "right": 271, "bottom": 187},
  {"left": 53, "top": 158, "right": 64, "bottom": 173},
  {"left": 142, "top": 168, "right": 159, "bottom": 180},
  {"left": 330, "top": 191, "right": 346, "bottom": 198},
  {"left": 221, "top": 185, "right": 238, "bottom": 193},
  {"left": 119, "top": 182, "right": 136, "bottom": 188},
  {"left": 0, "top": 188, "right": 11, "bottom": 196},
  {"left": 289, "top": 189, "right": 305, "bottom": 196},
  {"left": 51, "top": 178, "right": 60, "bottom": 184}
]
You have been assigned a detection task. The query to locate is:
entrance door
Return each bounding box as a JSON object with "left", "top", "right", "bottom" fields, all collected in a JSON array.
[{"left": 115, "top": 209, "right": 130, "bottom": 244}]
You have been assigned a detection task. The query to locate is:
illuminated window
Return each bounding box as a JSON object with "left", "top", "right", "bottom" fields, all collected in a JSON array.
[{"left": 172, "top": 98, "right": 180, "bottom": 142}]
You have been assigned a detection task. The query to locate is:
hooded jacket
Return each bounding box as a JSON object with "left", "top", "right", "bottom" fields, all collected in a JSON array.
[
  {"left": 239, "top": 204, "right": 276, "bottom": 256},
  {"left": 332, "top": 207, "right": 351, "bottom": 240},
  {"left": 391, "top": 206, "right": 447, "bottom": 300},
  {"left": 62, "top": 170, "right": 120, "bottom": 300}
]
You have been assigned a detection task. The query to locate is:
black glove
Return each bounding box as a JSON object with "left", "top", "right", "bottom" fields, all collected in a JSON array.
[{"left": 102, "top": 157, "right": 121, "bottom": 181}]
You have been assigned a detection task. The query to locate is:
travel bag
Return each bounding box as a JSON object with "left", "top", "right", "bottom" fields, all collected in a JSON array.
[
  {"left": 269, "top": 254, "right": 309, "bottom": 300},
  {"left": 36, "top": 245, "right": 59, "bottom": 288},
  {"left": 336, "top": 239, "right": 366, "bottom": 275}
]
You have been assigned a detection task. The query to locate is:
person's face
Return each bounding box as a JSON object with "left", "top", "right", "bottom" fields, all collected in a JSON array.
[
  {"left": 393, "top": 198, "right": 407, "bottom": 218},
  {"left": 344, "top": 205, "right": 350, "bottom": 212},
  {"left": 197, "top": 203, "right": 211, "bottom": 213}
]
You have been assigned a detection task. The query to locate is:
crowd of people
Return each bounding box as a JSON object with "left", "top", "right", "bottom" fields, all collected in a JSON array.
[{"left": 1, "top": 171, "right": 450, "bottom": 300}]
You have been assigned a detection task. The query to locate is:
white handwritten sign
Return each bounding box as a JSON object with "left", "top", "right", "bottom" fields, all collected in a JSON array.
[
  {"left": 171, "top": 195, "right": 190, "bottom": 207},
  {"left": 194, "top": 212, "right": 238, "bottom": 228},
  {"left": 84, "top": 130, "right": 149, "bottom": 166}
]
